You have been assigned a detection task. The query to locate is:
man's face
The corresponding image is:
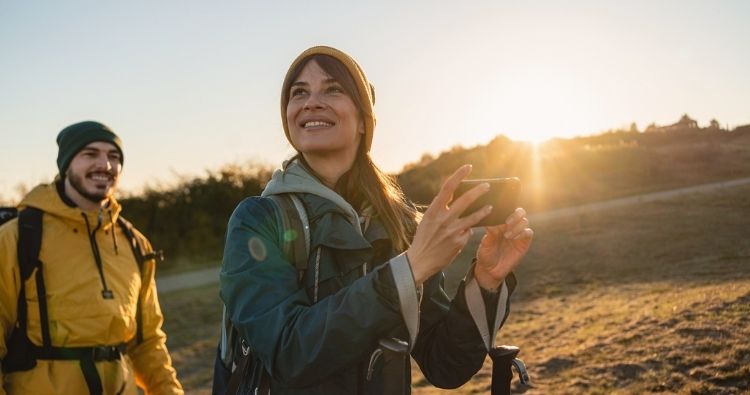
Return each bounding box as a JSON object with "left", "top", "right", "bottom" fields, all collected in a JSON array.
[{"left": 65, "top": 141, "right": 122, "bottom": 203}]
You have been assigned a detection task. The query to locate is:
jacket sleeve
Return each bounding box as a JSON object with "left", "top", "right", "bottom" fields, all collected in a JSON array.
[
  {"left": 220, "top": 197, "right": 411, "bottom": 387},
  {"left": 126, "top": 234, "right": 184, "bottom": 395},
  {"left": 0, "top": 222, "right": 20, "bottom": 395},
  {"left": 409, "top": 263, "right": 517, "bottom": 389}
]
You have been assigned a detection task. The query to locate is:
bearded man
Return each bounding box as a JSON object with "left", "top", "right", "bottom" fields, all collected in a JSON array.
[{"left": 0, "top": 121, "right": 183, "bottom": 395}]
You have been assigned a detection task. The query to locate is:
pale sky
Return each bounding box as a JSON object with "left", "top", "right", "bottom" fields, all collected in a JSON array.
[{"left": 2, "top": 0, "right": 749, "bottom": 202}]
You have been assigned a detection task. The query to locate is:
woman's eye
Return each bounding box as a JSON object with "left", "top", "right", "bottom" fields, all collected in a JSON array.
[
  {"left": 327, "top": 85, "right": 344, "bottom": 94},
  {"left": 290, "top": 88, "right": 307, "bottom": 97}
]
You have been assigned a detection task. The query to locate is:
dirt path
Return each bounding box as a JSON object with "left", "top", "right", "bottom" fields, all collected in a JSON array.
[
  {"left": 156, "top": 266, "right": 220, "bottom": 294},
  {"left": 156, "top": 176, "right": 750, "bottom": 295},
  {"left": 529, "top": 176, "right": 750, "bottom": 223}
]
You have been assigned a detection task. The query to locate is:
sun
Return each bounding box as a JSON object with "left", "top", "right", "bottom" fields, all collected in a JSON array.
[{"left": 493, "top": 67, "right": 600, "bottom": 144}]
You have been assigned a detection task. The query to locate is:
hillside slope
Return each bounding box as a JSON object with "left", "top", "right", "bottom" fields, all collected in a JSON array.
[
  {"left": 411, "top": 183, "right": 750, "bottom": 394},
  {"left": 159, "top": 182, "right": 750, "bottom": 394}
]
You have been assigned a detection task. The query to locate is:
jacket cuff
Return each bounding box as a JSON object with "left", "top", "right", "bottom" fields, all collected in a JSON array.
[
  {"left": 464, "top": 262, "right": 512, "bottom": 350},
  {"left": 388, "top": 252, "right": 420, "bottom": 350}
]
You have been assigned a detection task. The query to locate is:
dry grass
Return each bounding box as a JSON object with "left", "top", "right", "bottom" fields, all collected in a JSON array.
[
  {"left": 160, "top": 183, "right": 750, "bottom": 394},
  {"left": 160, "top": 284, "right": 221, "bottom": 394},
  {"left": 413, "top": 184, "right": 750, "bottom": 394}
]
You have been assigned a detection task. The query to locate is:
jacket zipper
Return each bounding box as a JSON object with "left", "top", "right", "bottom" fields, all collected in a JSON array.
[{"left": 314, "top": 247, "right": 321, "bottom": 303}]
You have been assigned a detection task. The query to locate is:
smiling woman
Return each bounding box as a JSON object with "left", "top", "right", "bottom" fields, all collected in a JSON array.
[{"left": 216, "top": 45, "right": 533, "bottom": 395}]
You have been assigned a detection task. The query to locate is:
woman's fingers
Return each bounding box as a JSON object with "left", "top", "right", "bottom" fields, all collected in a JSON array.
[
  {"left": 485, "top": 224, "right": 506, "bottom": 237},
  {"left": 448, "top": 182, "right": 489, "bottom": 220},
  {"left": 455, "top": 203, "right": 492, "bottom": 230},
  {"left": 504, "top": 217, "right": 529, "bottom": 239},
  {"left": 513, "top": 228, "right": 534, "bottom": 241},
  {"left": 504, "top": 207, "right": 527, "bottom": 226},
  {"left": 502, "top": 207, "right": 533, "bottom": 241},
  {"left": 426, "top": 165, "right": 472, "bottom": 215}
]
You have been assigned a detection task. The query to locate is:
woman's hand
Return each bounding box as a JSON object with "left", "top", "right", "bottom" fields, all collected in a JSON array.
[
  {"left": 406, "top": 165, "right": 492, "bottom": 285},
  {"left": 474, "top": 208, "right": 534, "bottom": 290}
]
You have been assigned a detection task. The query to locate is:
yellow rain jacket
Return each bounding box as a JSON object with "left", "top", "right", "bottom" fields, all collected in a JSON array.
[{"left": 0, "top": 183, "right": 183, "bottom": 395}]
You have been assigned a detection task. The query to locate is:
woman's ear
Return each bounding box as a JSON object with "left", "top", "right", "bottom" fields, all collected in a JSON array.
[{"left": 358, "top": 119, "right": 365, "bottom": 135}]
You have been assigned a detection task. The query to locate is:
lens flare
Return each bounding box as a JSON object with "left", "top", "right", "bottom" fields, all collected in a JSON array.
[{"left": 248, "top": 236, "right": 267, "bottom": 261}]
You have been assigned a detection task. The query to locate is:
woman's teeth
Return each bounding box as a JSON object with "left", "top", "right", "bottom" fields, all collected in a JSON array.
[{"left": 304, "top": 121, "right": 333, "bottom": 128}]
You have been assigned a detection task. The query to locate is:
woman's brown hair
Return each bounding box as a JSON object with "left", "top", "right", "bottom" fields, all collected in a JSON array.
[{"left": 283, "top": 54, "right": 419, "bottom": 251}]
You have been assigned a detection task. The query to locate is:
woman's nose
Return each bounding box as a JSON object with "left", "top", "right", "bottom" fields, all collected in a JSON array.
[{"left": 303, "top": 92, "right": 325, "bottom": 110}]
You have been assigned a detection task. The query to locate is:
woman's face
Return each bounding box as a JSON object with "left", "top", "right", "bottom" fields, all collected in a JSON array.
[{"left": 286, "top": 60, "right": 363, "bottom": 160}]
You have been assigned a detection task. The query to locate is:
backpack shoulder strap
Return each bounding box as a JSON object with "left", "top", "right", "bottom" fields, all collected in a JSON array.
[
  {"left": 17, "top": 207, "right": 43, "bottom": 281},
  {"left": 18, "top": 207, "right": 51, "bottom": 348},
  {"left": 116, "top": 215, "right": 154, "bottom": 344},
  {"left": 287, "top": 194, "right": 310, "bottom": 257},
  {"left": 117, "top": 216, "right": 164, "bottom": 267},
  {"left": 267, "top": 194, "right": 310, "bottom": 280},
  {"left": 220, "top": 194, "right": 310, "bottom": 395},
  {"left": 16, "top": 207, "right": 45, "bottom": 340},
  {"left": 117, "top": 216, "right": 144, "bottom": 270},
  {"left": 2, "top": 207, "right": 44, "bottom": 373}
]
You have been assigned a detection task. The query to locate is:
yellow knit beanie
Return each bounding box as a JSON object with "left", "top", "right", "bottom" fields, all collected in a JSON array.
[{"left": 281, "top": 46, "right": 376, "bottom": 152}]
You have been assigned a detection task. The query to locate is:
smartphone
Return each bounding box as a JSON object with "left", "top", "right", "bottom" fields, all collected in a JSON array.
[{"left": 454, "top": 178, "right": 521, "bottom": 227}]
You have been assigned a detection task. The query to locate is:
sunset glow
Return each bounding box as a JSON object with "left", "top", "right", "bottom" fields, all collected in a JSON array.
[{"left": 1, "top": 1, "right": 749, "bottom": 201}]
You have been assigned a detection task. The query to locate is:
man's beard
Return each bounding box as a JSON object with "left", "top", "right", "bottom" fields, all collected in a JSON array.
[{"left": 67, "top": 169, "right": 114, "bottom": 204}]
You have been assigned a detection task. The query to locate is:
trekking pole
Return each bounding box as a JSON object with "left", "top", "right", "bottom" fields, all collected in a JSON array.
[
  {"left": 489, "top": 345, "right": 530, "bottom": 395},
  {"left": 375, "top": 337, "right": 410, "bottom": 395}
]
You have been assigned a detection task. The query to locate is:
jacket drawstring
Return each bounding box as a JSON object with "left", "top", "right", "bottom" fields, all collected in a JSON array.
[
  {"left": 108, "top": 209, "right": 119, "bottom": 255},
  {"left": 359, "top": 206, "right": 373, "bottom": 277},
  {"left": 81, "top": 212, "right": 115, "bottom": 299}
]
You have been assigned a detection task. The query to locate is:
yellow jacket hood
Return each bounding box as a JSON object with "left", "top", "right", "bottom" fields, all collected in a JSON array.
[{"left": 18, "top": 182, "right": 123, "bottom": 231}]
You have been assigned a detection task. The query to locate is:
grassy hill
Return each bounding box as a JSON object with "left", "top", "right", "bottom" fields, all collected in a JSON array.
[
  {"left": 398, "top": 127, "right": 750, "bottom": 214},
  {"left": 132, "top": 123, "right": 750, "bottom": 272},
  {"left": 159, "top": 179, "right": 750, "bottom": 394}
]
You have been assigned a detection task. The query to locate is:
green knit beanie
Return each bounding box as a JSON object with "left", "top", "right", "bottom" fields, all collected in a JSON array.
[{"left": 56, "top": 121, "right": 124, "bottom": 176}]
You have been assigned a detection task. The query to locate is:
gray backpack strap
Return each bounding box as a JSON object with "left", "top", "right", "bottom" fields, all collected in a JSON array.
[
  {"left": 268, "top": 194, "right": 310, "bottom": 279},
  {"left": 287, "top": 194, "right": 310, "bottom": 257},
  {"left": 220, "top": 195, "right": 311, "bottom": 394}
]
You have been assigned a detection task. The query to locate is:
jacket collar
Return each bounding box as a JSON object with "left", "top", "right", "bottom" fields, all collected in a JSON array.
[
  {"left": 19, "top": 182, "right": 122, "bottom": 229},
  {"left": 262, "top": 159, "right": 361, "bottom": 235}
]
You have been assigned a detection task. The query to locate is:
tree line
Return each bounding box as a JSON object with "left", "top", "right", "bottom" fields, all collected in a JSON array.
[{"left": 117, "top": 121, "right": 750, "bottom": 271}]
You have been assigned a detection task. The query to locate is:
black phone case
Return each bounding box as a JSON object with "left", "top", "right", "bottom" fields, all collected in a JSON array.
[{"left": 454, "top": 178, "right": 521, "bottom": 227}]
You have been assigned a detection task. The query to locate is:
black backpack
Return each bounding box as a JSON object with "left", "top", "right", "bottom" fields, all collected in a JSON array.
[
  {"left": 212, "top": 194, "right": 310, "bottom": 395},
  {"left": 0, "top": 207, "right": 17, "bottom": 225},
  {"left": 0, "top": 206, "right": 159, "bottom": 395}
]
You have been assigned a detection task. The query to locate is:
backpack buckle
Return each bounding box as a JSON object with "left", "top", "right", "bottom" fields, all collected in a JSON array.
[
  {"left": 143, "top": 250, "right": 164, "bottom": 262},
  {"left": 91, "top": 345, "right": 123, "bottom": 361},
  {"left": 241, "top": 339, "right": 250, "bottom": 356}
]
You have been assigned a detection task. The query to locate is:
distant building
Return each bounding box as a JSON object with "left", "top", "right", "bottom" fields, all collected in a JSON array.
[
  {"left": 663, "top": 114, "right": 698, "bottom": 131},
  {"left": 644, "top": 114, "right": 719, "bottom": 133}
]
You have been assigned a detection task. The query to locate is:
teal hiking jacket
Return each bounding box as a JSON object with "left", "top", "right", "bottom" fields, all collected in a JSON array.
[{"left": 219, "top": 161, "right": 516, "bottom": 394}]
